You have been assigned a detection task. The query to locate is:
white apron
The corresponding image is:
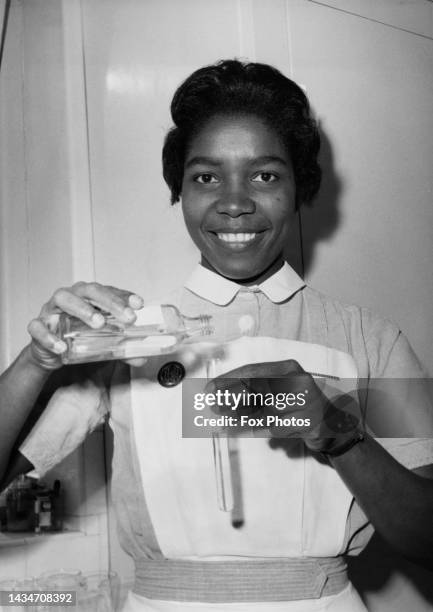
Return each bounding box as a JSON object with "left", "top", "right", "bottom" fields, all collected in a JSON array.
[
  {"left": 124, "top": 337, "right": 367, "bottom": 612},
  {"left": 123, "top": 583, "right": 366, "bottom": 611}
]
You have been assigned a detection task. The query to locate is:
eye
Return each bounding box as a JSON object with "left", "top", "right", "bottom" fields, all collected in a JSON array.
[
  {"left": 194, "top": 173, "right": 219, "bottom": 184},
  {"left": 251, "top": 172, "right": 278, "bottom": 183}
]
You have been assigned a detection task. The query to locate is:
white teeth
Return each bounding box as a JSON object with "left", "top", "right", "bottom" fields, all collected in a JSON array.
[{"left": 216, "top": 233, "right": 257, "bottom": 243}]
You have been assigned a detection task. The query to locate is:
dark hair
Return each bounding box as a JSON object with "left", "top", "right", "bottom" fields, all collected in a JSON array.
[{"left": 162, "top": 59, "right": 321, "bottom": 209}]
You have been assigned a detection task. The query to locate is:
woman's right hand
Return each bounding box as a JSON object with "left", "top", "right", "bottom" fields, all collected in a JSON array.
[{"left": 27, "top": 282, "right": 144, "bottom": 371}]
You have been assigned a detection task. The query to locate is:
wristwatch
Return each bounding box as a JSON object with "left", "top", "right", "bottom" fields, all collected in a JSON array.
[
  {"left": 321, "top": 430, "right": 365, "bottom": 457},
  {"left": 320, "top": 399, "right": 365, "bottom": 457}
]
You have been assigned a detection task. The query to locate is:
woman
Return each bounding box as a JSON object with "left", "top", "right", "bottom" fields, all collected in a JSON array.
[{"left": 1, "top": 60, "right": 432, "bottom": 611}]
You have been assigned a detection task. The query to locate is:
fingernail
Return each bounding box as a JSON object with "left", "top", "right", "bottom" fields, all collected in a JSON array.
[
  {"left": 91, "top": 312, "right": 105, "bottom": 326},
  {"left": 53, "top": 341, "right": 67, "bottom": 354},
  {"left": 91, "top": 313, "right": 105, "bottom": 327},
  {"left": 129, "top": 294, "right": 144, "bottom": 309}
]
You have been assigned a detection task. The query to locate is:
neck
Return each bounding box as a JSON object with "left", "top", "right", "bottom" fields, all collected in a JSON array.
[{"left": 200, "top": 257, "right": 284, "bottom": 286}]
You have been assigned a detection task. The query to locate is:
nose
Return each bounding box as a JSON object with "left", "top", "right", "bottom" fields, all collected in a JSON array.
[{"left": 215, "top": 183, "right": 256, "bottom": 217}]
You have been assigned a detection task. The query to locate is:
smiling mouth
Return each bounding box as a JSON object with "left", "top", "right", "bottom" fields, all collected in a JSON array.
[{"left": 216, "top": 232, "right": 257, "bottom": 244}]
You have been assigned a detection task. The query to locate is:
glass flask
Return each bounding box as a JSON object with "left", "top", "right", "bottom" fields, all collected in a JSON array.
[{"left": 59, "top": 304, "right": 213, "bottom": 364}]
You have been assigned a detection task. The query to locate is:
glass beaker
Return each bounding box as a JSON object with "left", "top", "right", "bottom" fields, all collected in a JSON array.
[{"left": 79, "top": 571, "right": 120, "bottom": 612}]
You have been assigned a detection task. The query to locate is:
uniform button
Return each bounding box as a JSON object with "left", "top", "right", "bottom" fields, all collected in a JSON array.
[{"left": 157, "top": 361, "right": 185, "bottom": 387}]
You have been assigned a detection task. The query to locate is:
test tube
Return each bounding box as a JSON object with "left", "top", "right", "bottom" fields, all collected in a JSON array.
[{"left": 206, "top": 359, "right": 234, "bottom": 512}]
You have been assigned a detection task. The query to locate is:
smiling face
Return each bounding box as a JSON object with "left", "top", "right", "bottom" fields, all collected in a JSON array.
[{"left": 181, "top": 114, "right": 297, "bottom": 285}]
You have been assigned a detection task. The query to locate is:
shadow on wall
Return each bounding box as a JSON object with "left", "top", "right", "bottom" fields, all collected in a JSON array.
[
  {"left": 284, "top": 126, "right": 343, "bottom": 278},
  {"left": 301, "top": 127, "right": 343, "bottom": 276}
]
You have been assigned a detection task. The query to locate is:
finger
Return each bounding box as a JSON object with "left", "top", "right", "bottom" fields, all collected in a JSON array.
[
  {"left": 71, "top": 282, "right": 138, "bottom": 323},
  {"left": 102, "top": 285, "right": 144, "bottom": 310},
  {"left": 206, "top": 372, "right": 311, "bottom": 418},
  {"left": 206, "top": 378, "right": 274, "bottom": 421},
  {"left": 268, "top": 408, "right": 314, "bottom": 439},
  {"left": 216, "top": 359, "right": 305, "bottom": 380},
  {"left": 27, "top": 318, "right": 67, "bottom": 355},
  {"left": 206, "top": 375, "right": 270, "bottom": 394},
  {"left": 38, "top": 310, "right": 62, "bottom": 334},
  {"left": 128, "top": 294, "right": 144, "bottom": 310},
  {"left": 205, "top": 378, "right": 248, "bottom": 414},
  {"left": 43, "top": 289, "right": 106, "bottom": 329},
  {"left": 123, "top": 357, "right": 148, "bottom": 368}
]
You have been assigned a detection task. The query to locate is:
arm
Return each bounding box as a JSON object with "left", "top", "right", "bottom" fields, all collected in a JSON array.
[
  {"left": 0, "top": 346, "right": 51, "bottom": 483},
  {"left": 0, "top": 282, "right": 143, "bottom": 485},
  {"left": 331, "top": 438, "right": 433, "bottom": 565},
  {"left": 209, "top": 359, "right": 433, "bottom": 565}
]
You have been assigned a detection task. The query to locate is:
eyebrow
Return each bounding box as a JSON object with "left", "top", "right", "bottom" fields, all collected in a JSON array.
[
  {"left": 252, "top": 155, "right": 289, "bottom": 167},
  {"left": 185, "top": 155, "right": 289, "bottom": 169},
  {"left": 185, "top": 156, "right": 223, "bottom": 169}
]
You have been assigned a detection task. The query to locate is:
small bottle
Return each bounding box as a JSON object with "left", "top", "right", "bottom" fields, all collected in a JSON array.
[
  {"left": 6, "top": 475, "right": 35, "bottom": 532},
  {"left": 33, "top": 480, "right": 63, "bottom": 533},
  {"left": 59, "top": 304, "right": 213, "bottom": 364}
]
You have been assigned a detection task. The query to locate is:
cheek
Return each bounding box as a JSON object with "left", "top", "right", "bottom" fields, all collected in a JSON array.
[
  {"left": 181, "top": 202, "right": 205, "bottom": 240},
  {"left": 271, "top": 199, "right": 296, "bottom": 229}
]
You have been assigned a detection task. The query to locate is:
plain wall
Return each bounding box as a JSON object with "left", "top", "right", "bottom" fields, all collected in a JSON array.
[{"left": 0, "top": 0, "right": 109, "bottom": 581}]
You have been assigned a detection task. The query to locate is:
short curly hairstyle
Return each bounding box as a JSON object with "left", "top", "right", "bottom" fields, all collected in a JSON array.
[{"left": 162, "top": 59, "right": 321, "bottom": 209}]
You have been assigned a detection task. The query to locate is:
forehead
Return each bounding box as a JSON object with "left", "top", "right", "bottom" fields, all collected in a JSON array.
[{"left": 185, "top": 114, "right": 288, "bottom": 162}]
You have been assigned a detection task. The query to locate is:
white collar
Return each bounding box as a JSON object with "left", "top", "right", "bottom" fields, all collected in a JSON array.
[{"left": 184, "top": 262, "right": 306, "bottom": 306}]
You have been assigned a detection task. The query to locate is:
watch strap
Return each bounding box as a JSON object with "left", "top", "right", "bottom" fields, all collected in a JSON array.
[{"left": 321, "top": 430, "right": 365, "bottom": 458}]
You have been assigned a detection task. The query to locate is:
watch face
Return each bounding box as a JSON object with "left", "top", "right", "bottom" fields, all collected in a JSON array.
[
  {"left": 324, "top": 397, "right": 360, "bottom": 435},
  {"left": 157, "top": 361, "right": 186, "bottom": 387}
]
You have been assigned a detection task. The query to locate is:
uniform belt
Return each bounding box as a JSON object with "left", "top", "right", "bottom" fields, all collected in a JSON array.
[{"left": 134, "top": 556, "right": 348, "bottom": 602}]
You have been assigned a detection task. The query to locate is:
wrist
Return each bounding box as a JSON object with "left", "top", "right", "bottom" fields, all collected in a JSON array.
[
  {"left": 304, "top": 398, "right": 363, "bottom": 456},
  {"left": 320, "top": 430, "right": 365, "bottom": 458},
  {"left": 22, "top": 344, "right": 58, "bottom": 377}
]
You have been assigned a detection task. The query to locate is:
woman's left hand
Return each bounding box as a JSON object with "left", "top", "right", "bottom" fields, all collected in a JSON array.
[{"left": 205, "top": 359, "right": 361, "bottom": 454}]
